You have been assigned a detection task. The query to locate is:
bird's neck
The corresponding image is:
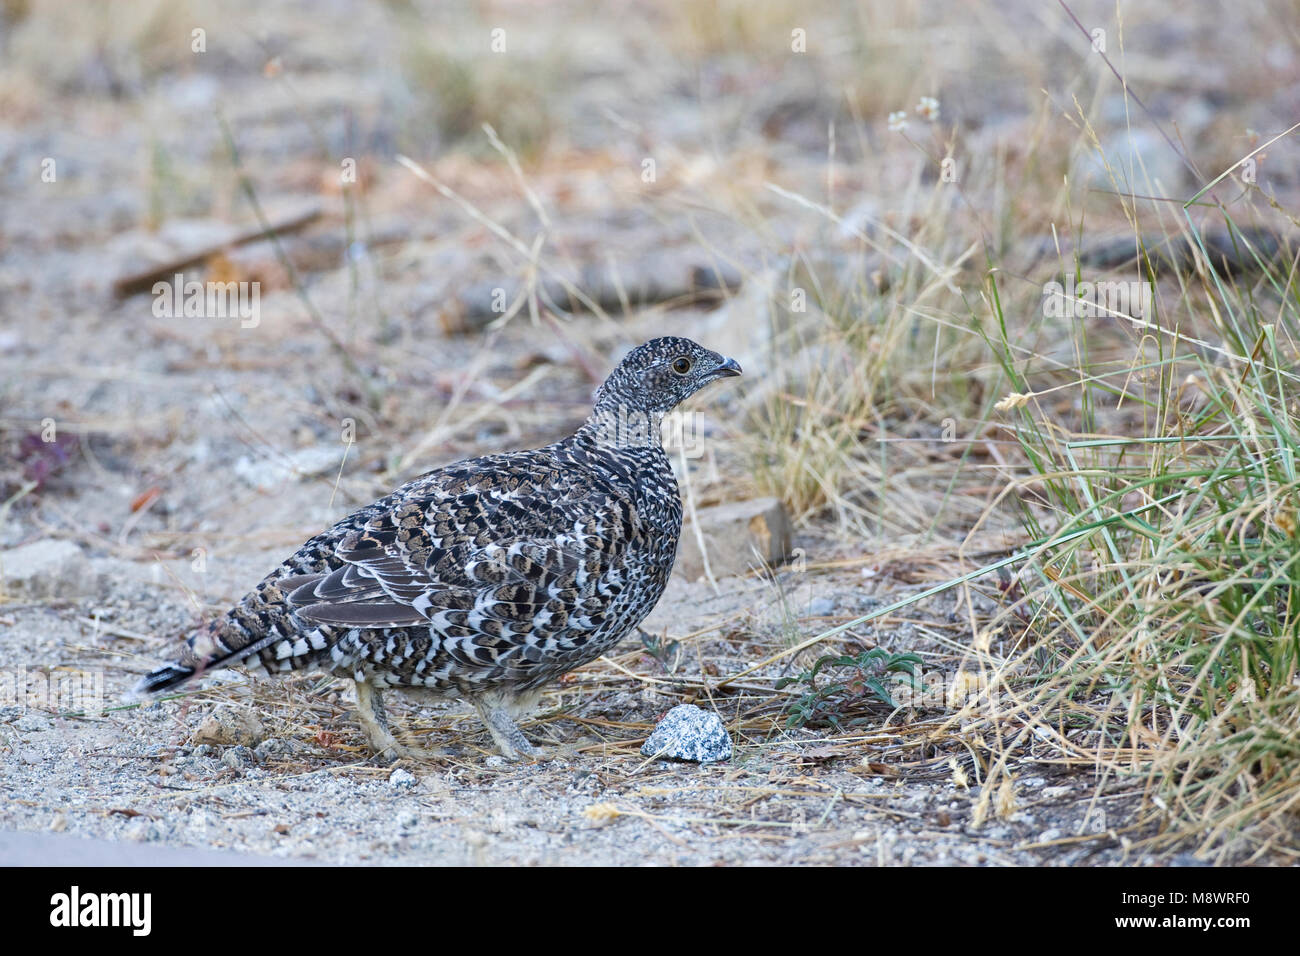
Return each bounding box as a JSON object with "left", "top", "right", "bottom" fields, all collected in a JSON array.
[
  {"left": 575, "top": 402, "right": 666, "bottom": 451},
  {"left": 564, "top": 404, "right": 683, "bottom": 534}
]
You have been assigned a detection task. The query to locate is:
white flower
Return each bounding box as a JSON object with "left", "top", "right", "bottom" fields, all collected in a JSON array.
[
  {"left": 887, "top": 110, "right": 908, "bottom": 133},
  {"left": 916, "top": 96, "right": 940, "bottom": 122}
]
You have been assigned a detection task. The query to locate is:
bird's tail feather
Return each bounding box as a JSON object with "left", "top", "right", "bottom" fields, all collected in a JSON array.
[
  {"left": 130, "top": 618, "right": 283, "bottom": 701},
  {"left": 129, "top": 663, "right": 196, "bottom": 699}
]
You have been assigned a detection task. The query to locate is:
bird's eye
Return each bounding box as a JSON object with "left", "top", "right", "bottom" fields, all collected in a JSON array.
[{"left": 672, "top": 357, "right": 692, "bottom": 375}]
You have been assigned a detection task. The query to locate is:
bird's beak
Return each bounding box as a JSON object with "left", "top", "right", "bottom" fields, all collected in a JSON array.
[{"left": 713, "top": 356, "right": 743, "bottom": 379}]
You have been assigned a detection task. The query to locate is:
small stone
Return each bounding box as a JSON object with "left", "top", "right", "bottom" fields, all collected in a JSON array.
[
  {"left": 1037, "top": 828, "right": 1063, "bottom": 843},
  {"left": 254, "top": 737, "right": 300, "bottom": 759},
  {"left": 808, "top": 597, "right": 837, "bottom": 616},
  {"left": 14, "top": 714, "right": 48, "bottom": 733},
  {"left": 640, "top": 704, "right": 732, "bottom": 763},
  {"left": 178, "top": 754, "right": 219, "bottom": 774},
  {"left": 389, "top": 768, "right": 416, "bottom": 789},
  {"left": 234, "top": 446, "right": 342, "bottom": 492},
  {"left": 193, "top": 706, "right": 264, "bottom": 748},
  {"left": 675, "top": 497, "right": 793, "bottom": 580},
  {"left": 124, "top": 817, "right": 159, "bottom": 843},
  {"left": 221, "top": 745, "right": 256, "bottom": 770}
]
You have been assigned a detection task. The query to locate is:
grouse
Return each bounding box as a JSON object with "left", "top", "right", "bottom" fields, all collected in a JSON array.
[{"left": 135, "top": 337, "right": 741, "bottom": 760}]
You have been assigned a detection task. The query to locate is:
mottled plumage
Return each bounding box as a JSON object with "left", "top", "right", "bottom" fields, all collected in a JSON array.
[{"left": 136, "top": 337, "right": 741, "bottom": 759}]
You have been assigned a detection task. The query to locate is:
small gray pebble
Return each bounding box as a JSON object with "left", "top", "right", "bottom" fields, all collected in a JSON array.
[
  {"left": 640, "top": 704, "right": 732, "bottom": 763},
  {"left": 254, "top": 737, "right": 300, "bottom": 758},
  {"left": 175, "top": 754, "right": 219, "bottom": 774},
  {"left": 221, "top": 745, "right": 256, "bottom": 770},
  {"left": 124, "top": 817, "right": 159, "bottom": 843},
  {"left": 389, "top": 768, "right": 417, "bottom": 789},
  {"left": 808, "top": 597, "right": 837, "bottom": 616}
]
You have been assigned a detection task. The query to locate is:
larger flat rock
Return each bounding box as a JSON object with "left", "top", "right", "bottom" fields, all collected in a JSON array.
[
  {"left": 0, "top": 540, "right": 95, "bottom": 600},
  {"left": 675, "top": 496, "right": 792, "bottom": 580}
]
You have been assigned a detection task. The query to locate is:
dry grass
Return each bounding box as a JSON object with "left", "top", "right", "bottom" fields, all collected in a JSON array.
[{"left": 709, "top": 9, "right": 1300, "bottom": 859}]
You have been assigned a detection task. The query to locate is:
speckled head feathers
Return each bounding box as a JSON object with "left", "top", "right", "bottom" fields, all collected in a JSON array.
[{"left": 593, "top": 337, "right": 741, "bottom": 414}]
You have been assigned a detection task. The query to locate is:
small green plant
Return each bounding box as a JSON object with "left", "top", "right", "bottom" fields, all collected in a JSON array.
[
  {"left": 639, "top": 630, "right": 682, "bottom": 674},
  {"left": 776, "top": 648, "right": 923, "bottom": 730}
]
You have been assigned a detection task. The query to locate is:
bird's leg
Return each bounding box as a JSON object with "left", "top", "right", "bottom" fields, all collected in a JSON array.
[
  {"left": 473, "top": 697, "right": 541, "bottom": 761},
  {"left": 354, "top": 680, "right": 409, "bottom": 762}
]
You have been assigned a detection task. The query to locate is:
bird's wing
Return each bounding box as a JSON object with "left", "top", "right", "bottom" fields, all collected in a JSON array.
[{"left": 285, "top": 459, "right": 643, "bottom": 632}]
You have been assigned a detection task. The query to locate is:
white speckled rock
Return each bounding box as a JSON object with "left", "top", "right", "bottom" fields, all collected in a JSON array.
[
  {"left": 389, "top": 768, "right": 416, "bottom": 789},
  {"left": 640, "top": 704, "right": 732, "bottom": 763}
]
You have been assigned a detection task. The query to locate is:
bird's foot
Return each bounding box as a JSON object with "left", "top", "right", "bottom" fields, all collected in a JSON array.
[
  {"left": 475, "top": 700, "right": 543, "bottom": 762},
  {"left": 354, "top": 679, "right": 413, "bottom": 763},
  {"left": 370, "top": 744, "right": 410, "bottom": 766}
]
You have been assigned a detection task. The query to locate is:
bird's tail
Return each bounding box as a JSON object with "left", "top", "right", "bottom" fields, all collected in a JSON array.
[
  {"left": 130, "top": 616, "right": 281, "bottom": 701},
  {"left": 129, "top": 626, "right": 214, "bottom": 700},
  {"left": 130, "top": 662, "right": 196, "bottom": 698}
]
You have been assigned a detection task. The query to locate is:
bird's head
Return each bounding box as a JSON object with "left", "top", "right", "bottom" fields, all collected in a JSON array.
[{"left": 592, "top": 337, "right": 742, "bottom": 416}]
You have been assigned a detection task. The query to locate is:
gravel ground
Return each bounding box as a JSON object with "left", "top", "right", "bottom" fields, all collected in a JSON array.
[{"left": 1, "top": 555, "right": 1169, "bottom": 866}]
